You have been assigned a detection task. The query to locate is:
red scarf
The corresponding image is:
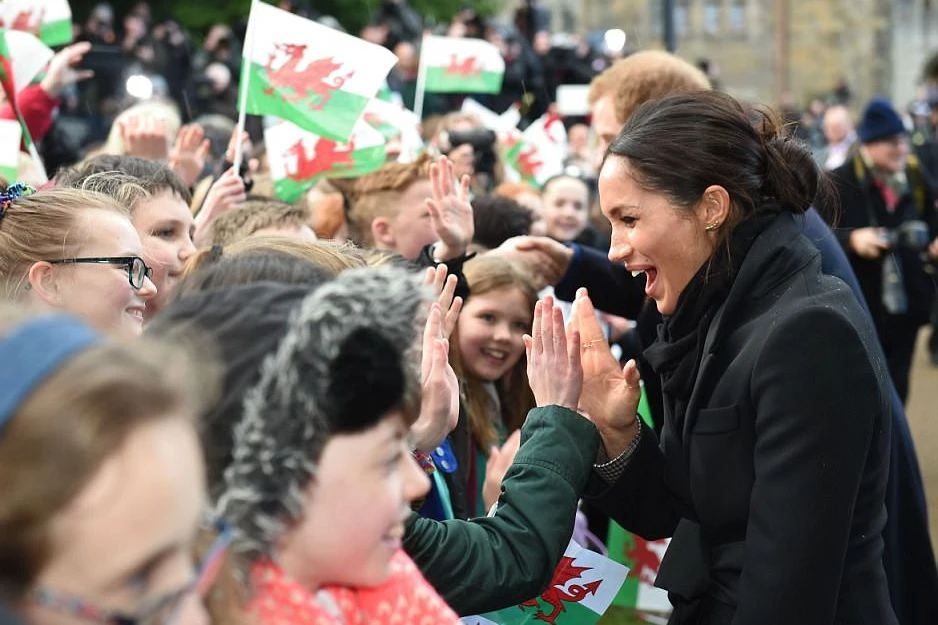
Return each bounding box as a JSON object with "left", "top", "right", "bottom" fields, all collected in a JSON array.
[{"left": 250, "top": 551, "right": 461, "bottom": 625}]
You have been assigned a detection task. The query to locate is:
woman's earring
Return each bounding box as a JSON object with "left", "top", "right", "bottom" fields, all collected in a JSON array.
[{"left": 704, "top": 223, "right": 720, "bottom": 232}]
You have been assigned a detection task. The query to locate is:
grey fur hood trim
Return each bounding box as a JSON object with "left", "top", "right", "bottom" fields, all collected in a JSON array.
[{"left": 215, "top": 265, "right": 430, "bottom": 558}]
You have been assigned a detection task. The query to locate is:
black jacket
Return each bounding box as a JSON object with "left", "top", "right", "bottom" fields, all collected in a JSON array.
[
  {"left": 829, "top": 155, "right": 937, "bottom": 328},
  {"left": 586, "top": 213, "right": 897, "bottom": 625}
]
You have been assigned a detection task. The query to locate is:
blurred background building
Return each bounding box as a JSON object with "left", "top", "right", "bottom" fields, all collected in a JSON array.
[{"left": 545, "top": 0, "right": 938, "bottom": 108}]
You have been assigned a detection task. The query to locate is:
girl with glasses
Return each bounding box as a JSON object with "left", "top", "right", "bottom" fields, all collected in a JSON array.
[
  {"left": 0, "top": 306, "right": 221, "bottom": 625},
  {"left": 0, "top": 185, "right": 157, "bottom": 337}
]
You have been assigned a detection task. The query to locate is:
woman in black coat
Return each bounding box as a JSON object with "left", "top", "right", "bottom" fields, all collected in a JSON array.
[{"left": 571, "top": 91, "right": 897, "bottom": 625}]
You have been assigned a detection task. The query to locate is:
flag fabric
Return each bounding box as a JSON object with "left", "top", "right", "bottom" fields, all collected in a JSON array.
[
  {"left": 461, "top": 98, "right": 520, "bottom": 134},
  {"left": 0, "top": 0, "right": 72, "bottom": 47},
  {"left": 605, "top": 385, "right": 670, "bottom": 616},
  {"left": 265, "top": 119, "right": 386, "bottom": 203},
  {"left": 0, "top": 29, "right": 45, "bottom": 152},
  {"left": 0, "top": 118, "right": 21, "bottom": 181},
  {"left": 501, "top": 113, "right": 567, "bottom": 188},
  {"left": 462, "top": 540, "right": 629, "bottom": 625},
  {"left": 363, "top": 97, "right": 424, "bottom": 162},
  {"left": 420, "top": 35, "right": 505, "bottom": 94},
  {"left": 0, "top": 28, "right": 53, "bottom": 94},
  {"left": 241, "top": 1, "right": 398, "bottom": 143},
  {"left": 606, "top": 524, "right": 672, "bottom": 614}
]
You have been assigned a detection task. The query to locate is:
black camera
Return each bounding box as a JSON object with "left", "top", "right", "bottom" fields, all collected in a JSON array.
[
  {"left": 441, "top": 128, "right": 498, "bottom": 178},
  {"left": 882, "top": 220, "right": 931, "bottom": 252}
]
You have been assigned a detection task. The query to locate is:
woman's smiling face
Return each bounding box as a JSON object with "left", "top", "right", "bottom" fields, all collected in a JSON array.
[{"left": 599, "top": 156, "right": 716, "bottom": 316}]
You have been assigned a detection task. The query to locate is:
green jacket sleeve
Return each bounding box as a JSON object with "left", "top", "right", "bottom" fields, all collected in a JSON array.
[{"left": 403, "top": 405, "right": 600, "bottom": 615}]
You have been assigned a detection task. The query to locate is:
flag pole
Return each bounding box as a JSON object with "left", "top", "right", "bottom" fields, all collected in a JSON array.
[
  {"left": 233, "top": 0, "right": 258, "bottom": 174},
  {"left": 413, "top": 33, "right": 428, "bottom": 122}
]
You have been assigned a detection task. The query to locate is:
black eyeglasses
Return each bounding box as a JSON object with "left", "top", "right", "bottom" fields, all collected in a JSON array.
[{"left": 46, "top": 257, "right": 153, "bottom": 290}]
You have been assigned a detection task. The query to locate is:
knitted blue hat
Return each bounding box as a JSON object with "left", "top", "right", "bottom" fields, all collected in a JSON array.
[{"left": 857, "top": 97, "right": 906, "bottom": 144}]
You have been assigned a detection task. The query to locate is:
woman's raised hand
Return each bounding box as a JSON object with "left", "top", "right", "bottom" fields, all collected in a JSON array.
[
  {"left": 523, "top": 296, "right": 582, "bottom": 411},
  {"left": 570, "top": 288, "right": 642, "bottom": 457}
]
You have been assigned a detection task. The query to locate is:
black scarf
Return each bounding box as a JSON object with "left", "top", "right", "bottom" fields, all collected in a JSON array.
[{"left": 644, "top": 208, "right": 781, "bottom": 404}]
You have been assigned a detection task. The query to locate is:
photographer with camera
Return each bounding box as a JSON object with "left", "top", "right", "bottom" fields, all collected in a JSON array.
[
  {"left": 432, "top": 112, "right": 499, "bottom": 193},
  {"left": 831, "top": 96, "right": 938, "bottom": 404}
]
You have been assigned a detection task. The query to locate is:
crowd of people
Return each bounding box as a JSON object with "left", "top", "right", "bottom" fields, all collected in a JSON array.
[{"left": 1, "top": 2, "right": 938, "bottom": 625}]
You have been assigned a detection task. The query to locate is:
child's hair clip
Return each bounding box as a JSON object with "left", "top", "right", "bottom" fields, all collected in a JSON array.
[{"left": 0, "top": 182, "right": 37, "bottom": 222}]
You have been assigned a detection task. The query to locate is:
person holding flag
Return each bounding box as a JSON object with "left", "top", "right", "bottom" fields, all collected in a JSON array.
[{"left": 0, "top": 41, "right": 93, "bottom": 146}]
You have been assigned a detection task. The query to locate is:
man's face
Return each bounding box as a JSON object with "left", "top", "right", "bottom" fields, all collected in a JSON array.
[{"left": 591, "top": 94, "right": 621, "bottom": 171}]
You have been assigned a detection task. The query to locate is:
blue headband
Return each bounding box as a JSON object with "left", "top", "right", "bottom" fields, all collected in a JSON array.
[{"left": 0, "top": 316, "right": 102, "bottom": 431}]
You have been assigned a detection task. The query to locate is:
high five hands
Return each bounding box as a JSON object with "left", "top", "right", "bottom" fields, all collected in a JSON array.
[{"left": 569, "top": 288, "right": 643, "bottom": 458}]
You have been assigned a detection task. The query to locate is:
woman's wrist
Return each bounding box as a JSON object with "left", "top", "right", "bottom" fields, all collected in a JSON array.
[{"left": 597, "top": 418, "right": 641, "bottom": 460}]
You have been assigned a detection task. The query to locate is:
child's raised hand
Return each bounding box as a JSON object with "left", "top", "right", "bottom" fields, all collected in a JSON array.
[
  {"left": 523, "top": 296, "right": 582, "bottom": 411},
  {"left": 483, "top": 430, "right": 521, "bottom": 512},
  {"left": 422, "top": 265, "right": 463, "bottom": 338},
  {"left": 426, "top": 155, "right": 473, "bottom": 261},
  {"left": 411, "top": 303, "right": 459, "bottom": 452},
  {"left": 169, "top": 123, "right": 211, "bottom": 187},
  {"left": 119, "top": 114, "right": 172, "bottom": 162}
]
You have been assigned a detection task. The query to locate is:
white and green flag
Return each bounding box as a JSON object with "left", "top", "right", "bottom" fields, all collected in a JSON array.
[
  {"left": 502, "top": 113, "right": 567, "bottom": 189},
  {"left": 265, "top": 119, "right": 386, "bottom": 203},
  {"left": 363, "top": 97, "right": 424, "bottom": 161},
  {"left": 2, "top": 29, "right": 53, "bottom": 92},
  {"left": 420, "top": 35, "right": 504, "bottom": 94},
  {"left": 241, "top": 1, "right": 398, "bottom": 143},
  {"left": 0, "top": 118, "right": 21, "bottom": 181},
  {"left": 1, "top": 0, "right": 72, "bottom": 47},
  {"left": 462, "top": 540, "right": 629, "bottom": 625},
  {"left": 461, "top": 98, "right": 520, "bottom": 134}
]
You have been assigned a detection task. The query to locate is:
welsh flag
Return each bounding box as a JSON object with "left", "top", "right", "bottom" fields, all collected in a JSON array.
[
  {"left": 462, "top": 540, "right": 629, "bottom": 625},
  {"left": 265, "top": 119, "right": 386, "bottom": 203},
  {"left": 0, "top": 28, "right": 53, "bottom": 93},
  {"left": 0, "top": 28, "right": 51, "bottom": 156},
  {"left": 606, "top": 525, "right": 672, "bottom": 615},
  {"left": 502, "top": 113, "right": 567, "bottom": 189},
  {"left": 0, "top": 118, "right": 21, "bottom": 181},
  {"left": 420, "top": 35, "right": 504, "bottom": 94},
  {"left": 0, "top": 0, "right": 72, "bottom": 47},
  {"left": 461, "top": 98, "right": 520, "bottom": 134},
  {"left": 363, "top": 97, "right": 424, "bottom": 162},
  {"left": 241, "top": 1, "right": 398, "bottom": 143}
]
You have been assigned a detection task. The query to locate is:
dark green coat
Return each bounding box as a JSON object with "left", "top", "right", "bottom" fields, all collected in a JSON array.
[{"left": 403, "top": 405, "right": 600, "bottom": 615}]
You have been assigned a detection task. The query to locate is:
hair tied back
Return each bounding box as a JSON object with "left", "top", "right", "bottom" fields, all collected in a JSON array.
[{"left": 0, "top": 183, "right": 37, "bottom": 222}]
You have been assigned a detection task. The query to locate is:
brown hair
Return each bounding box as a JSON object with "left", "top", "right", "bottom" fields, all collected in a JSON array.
[
  {"left": 206, "top": 200, "right": 311, "bottom": 247},
  {"left": 607, "top": 91, "right": 835, "bottom": 245},
  {"left": 182, "top": 236, "right": 366, "bottom": 283},
  {"left": 0, "top": 188, "right": 130, "bottom": 298},
  {"left": 587, "top": 51, "right": 711, "bottom": 125},
  {"left": 451, "top": 255, "right": 537, "bottom": 451},
  {"left": 493, "top": 181, "right": 539, "bottom": 201},
  {"left": 0, "top": 311, "right": 212, "bottom": 599},
  {"left": 56, "top": 155, "right": 193, "bottom": 206},
  {"left": 347, "top": 155, "right": 432, "bottom": 247}
]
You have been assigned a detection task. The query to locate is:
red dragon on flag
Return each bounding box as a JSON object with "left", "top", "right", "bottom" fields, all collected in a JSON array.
[
  {"left": 444, "top": 53, "right": 482, "bottom": 77},
  {"left": 624, "top": 536, "right": 662, "bottom": 586},
  {"left": 0, "top": 7, "right": 46, "bottom": 35},
  {"left": 264, "top": 43, "right": 355, "bottom": 110},
  {"left": 283, "top": 137, "right": 355, "bottom": 182},
  {"left": 519, "top": 556, "right": 602, "bottom": 625}
]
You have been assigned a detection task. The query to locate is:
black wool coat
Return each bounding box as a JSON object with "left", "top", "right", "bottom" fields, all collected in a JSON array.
[{"left": 586, "top": 212, "right": 898, "bottom": 625}]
